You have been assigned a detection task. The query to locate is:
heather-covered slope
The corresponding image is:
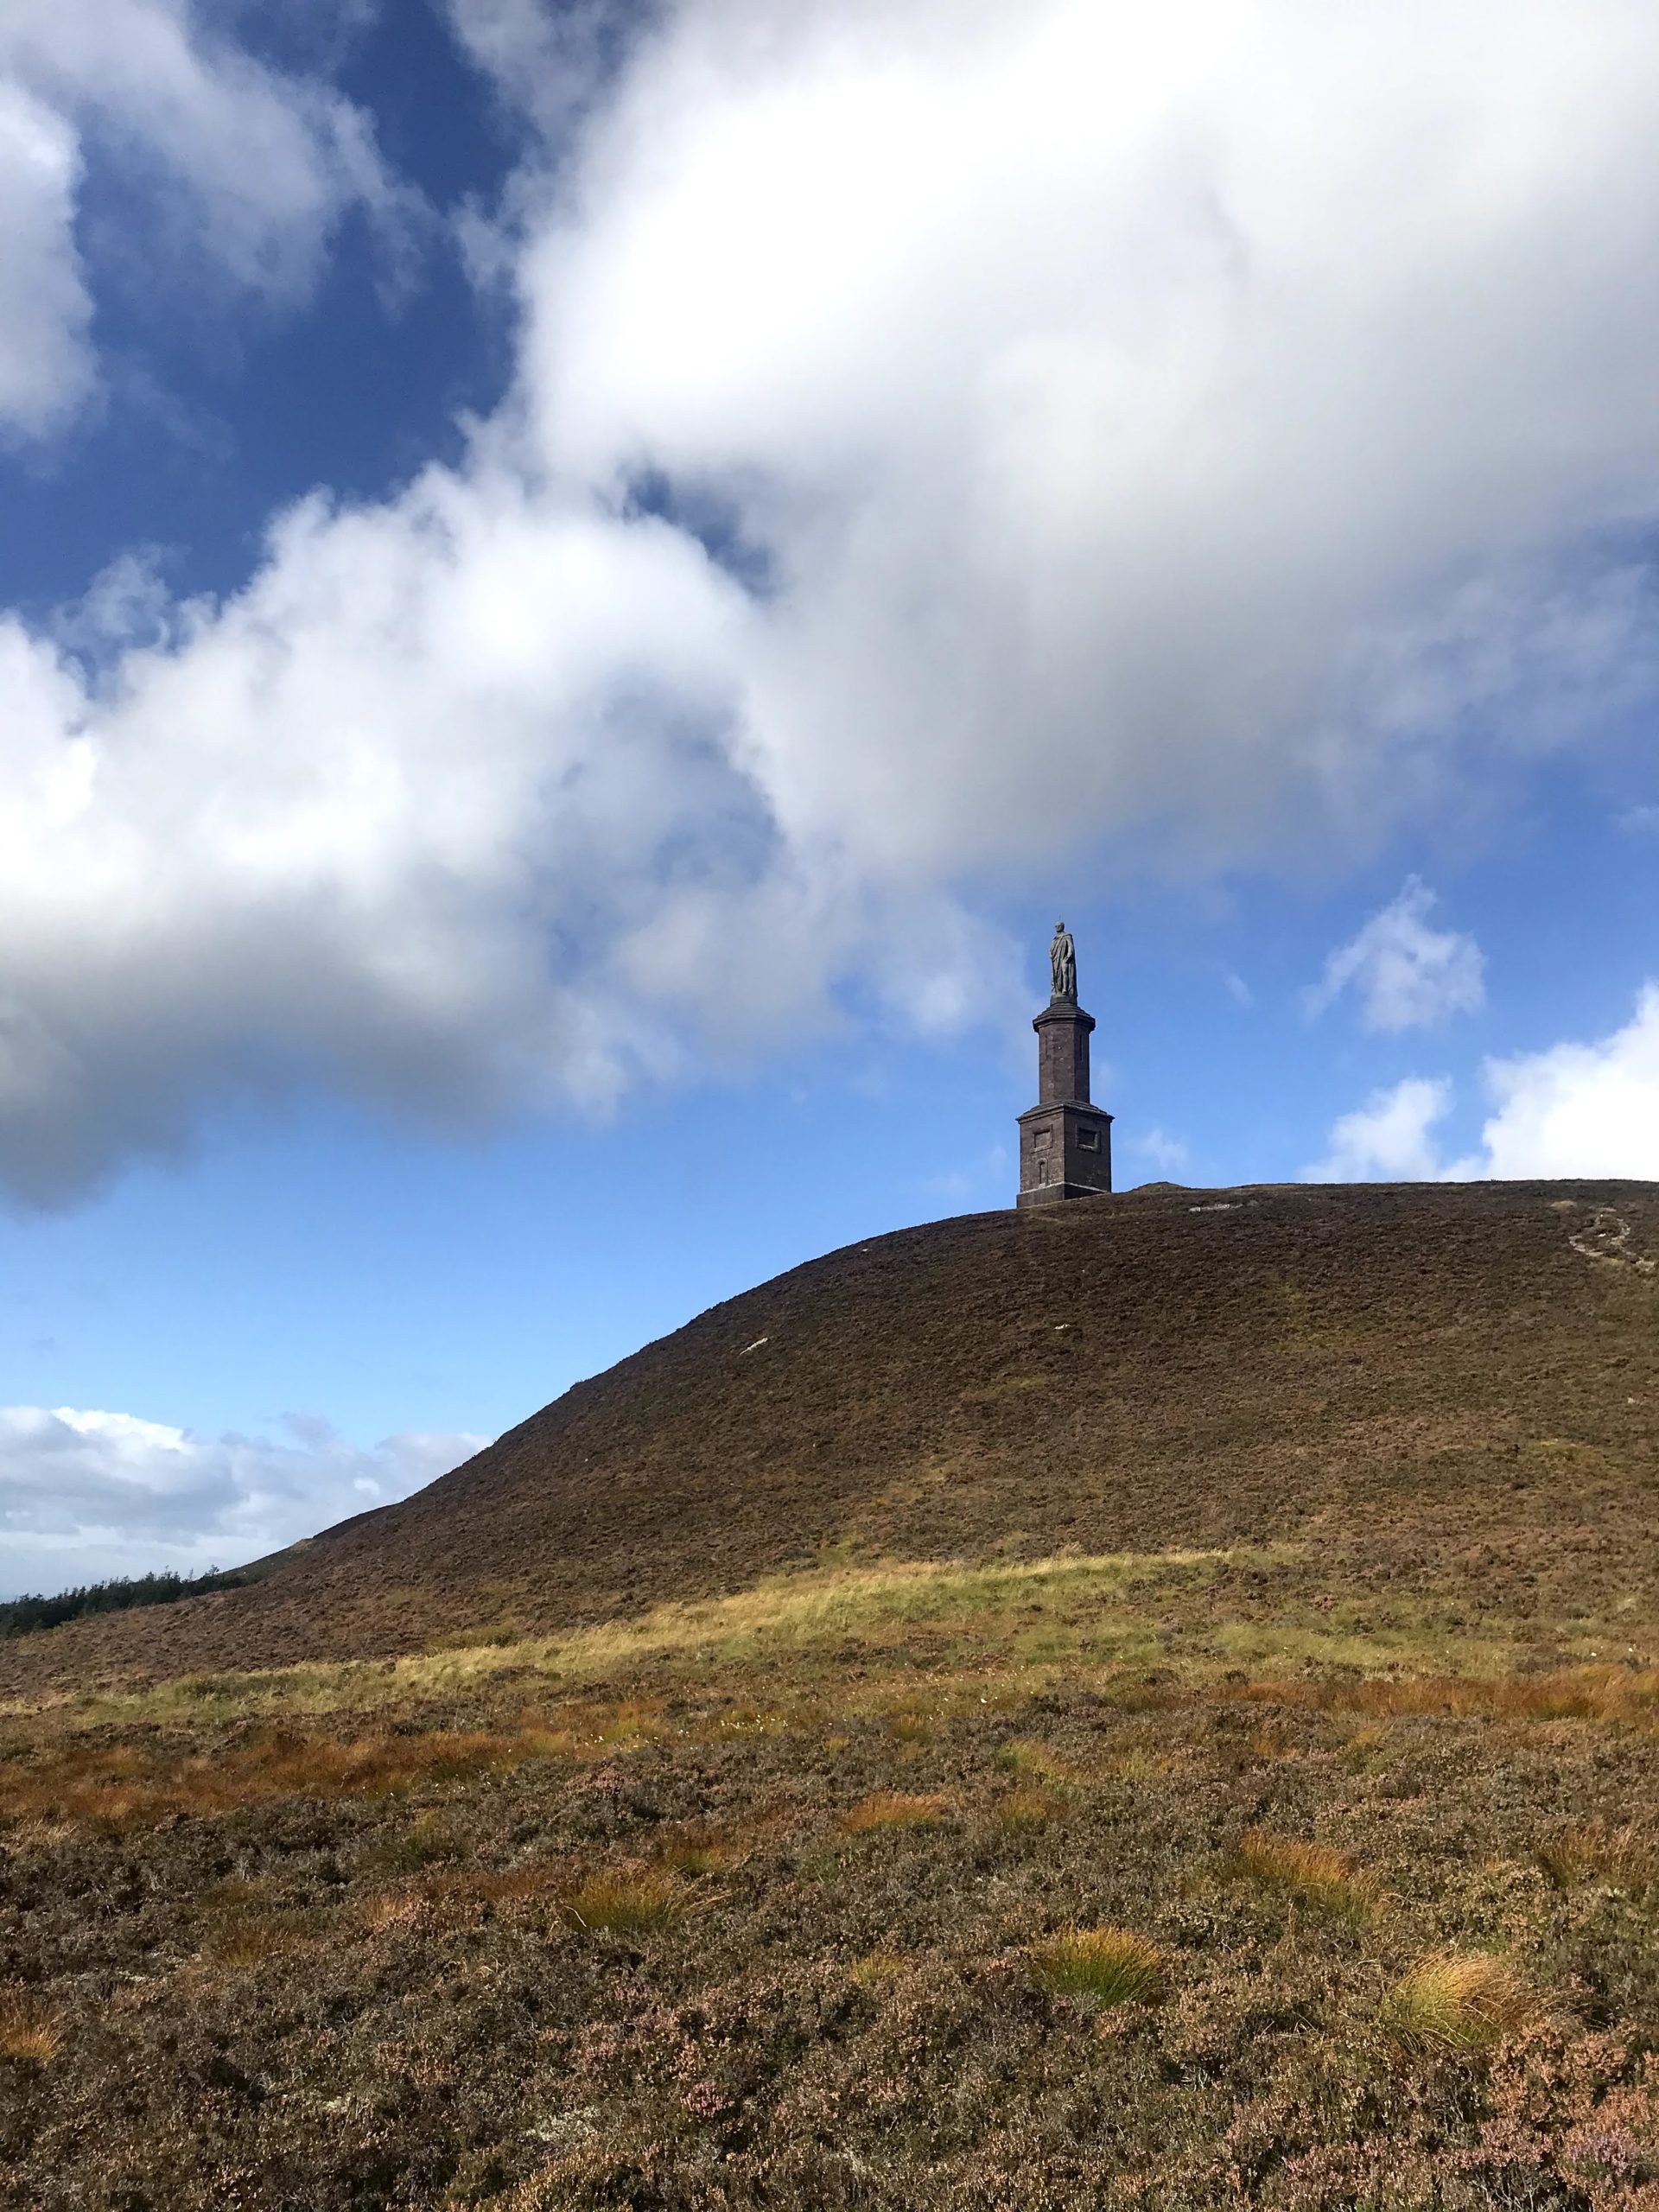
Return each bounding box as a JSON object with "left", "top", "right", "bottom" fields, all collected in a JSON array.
[
  {"left": 4, "top": 1179, "right": 1659, "bottom": 2210},
  {"left": 7, "top": 1179, "right": 1656, "bottom": 1691}
]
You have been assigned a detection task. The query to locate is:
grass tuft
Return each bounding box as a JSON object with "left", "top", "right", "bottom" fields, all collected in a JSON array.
[
  {"left": 884, "top": 1709, "right": 936, "bottom": 1744},
  {"left": 372, "top": 1813, "right": 464, "bottom": 1875},
  {"left": 1028, "top": 1927, "right": 1168, "bottom": 2008},
  {"left": 205, "top": 1913, "right": 313, "bottom": 1967},
  {"left": 428, "top": 1621, "right": 521, "bottom": 1652},
  {"left": 1536, "top": 1823, "right": 1655, "bottom": 1892},
  {"left": 559, "top": 1870, "right": 688, "bottom": 1935},
  {"left": 655, "top": 1824, "right": 744, "bottom": 1875},
  {"left": 1233, "top": 1828, "right": 1377, "bottom": 1920},
  {"left": 995, "top": 1787, "right": 1066, "bottom": 1833},
  {"left": 848, "top": 1951, "right": 909, "bottom": 1987},
  {"left": 0, "top": 1986, "right": 60, "bottom": 2064},
  {"left": 838, "top": 1792, "right": 952, "bottom": 1834},
  {"left": 996, "top": 1739, "right": 1089, "bottom": 1785},
  {"left": 1379, "top": 1951, "right": 1536, "bottom": 2056}
]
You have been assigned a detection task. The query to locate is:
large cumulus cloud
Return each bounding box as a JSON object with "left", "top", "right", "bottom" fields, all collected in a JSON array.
[{"left": 5, "top": 0, "right": 1659, "bottom": 1198}]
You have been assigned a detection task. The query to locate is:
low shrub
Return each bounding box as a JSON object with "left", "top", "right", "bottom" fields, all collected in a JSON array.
[
  {"left": 1028, "top": 1927, "right": 1168, "bottom": 2008},
  {"left": 1380, "top": 1952, "right": 1536, "bottom": 2056}
]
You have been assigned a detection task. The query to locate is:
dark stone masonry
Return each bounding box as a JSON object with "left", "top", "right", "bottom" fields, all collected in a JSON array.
[{"left": 1017, "top": 924, "right": 1113, "bottom": 1208}]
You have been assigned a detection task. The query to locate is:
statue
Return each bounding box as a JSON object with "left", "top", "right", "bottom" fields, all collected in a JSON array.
[{"left": 1049, "top": 921, "right": 1077, "bottom": 1001}]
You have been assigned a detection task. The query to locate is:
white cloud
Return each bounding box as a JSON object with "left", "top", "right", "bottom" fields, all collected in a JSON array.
[
  {"left": 1132, "top": 1128, "right": 1191, "bottom": 1174},
  {"left": 1305, "top": 878, "right": 1486, "bottom": 1033},
  {"left": 0, "top": 1404, "right": 486, "bottom": 1597},
  {"left": 0, "top": 0, "right": 415, "bottom": 441},
  {"left": 0, "top": 79, "right": 92, "bottom": 438},
  {"left": 1306, "top": 1075, "right": 1454, "bottom": 1182},
  {"left": 1307, "top": 985, "right": 1659, "bottom": 1182},
  {"left": 518, "top": 0, "right": 1659, "bottom": 873},
  {"left": 444, "top": 0, "right": 626, "bottom": 140},
  {"left": 5, "top": 1, "right": 1659, "bottom": 1193},
  {"left": 1476, "top": 984, "right": 1659, "bottom": 1178}
]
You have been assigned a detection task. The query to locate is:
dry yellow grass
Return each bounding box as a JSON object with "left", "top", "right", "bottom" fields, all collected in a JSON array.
[
  {"left": 1028, "top": 1928, "right": 1168, "bottom": 2008},
  {"left": 357, "top": 1891, "right": 428, "bottom": 1933},
  {"left": 994, "top": 1786, "right": 1066, "bottom": 1832},
  {"left": 848, "top": 1951, "right": 910, "bottom": 1987},
  {"left": 0, "top": 1726, "right": 521, "bottom": 1830},
  {"left": 838, "top": 1791, "right": 953, "bottom": 1834},
  {"left": 204, "top": 1915, "right": 313, "bottom": 1968},
  {"left": 654, "top": 1823, "right": 747, "bottom": 1875},
  {"left": 558, "top": 1870, "right": 689, "bottom": 1935},
  {"left": 884, "top": 1709, "right": 936, "bottom": 1744},
  {"left": 1536, "top": 1822, "right": 1656, "bottom": 1891},
  {"left": 0, "top": 1548, "right": 1266, "bottom": 1732},
  {"left": 0, "top": 1986, "right": 60, "bottom": 2064},
  {"left": 1233, "top": 1828, "right": 1379, "bottom": 1921},
  {"left": 996, "top": 1739, "right": 1093, "bottom": 1785},
  {"left": 1379, "top": 1952, "right": 1536, "bottom": 2056},
  {"left": 1234, "top": 1665, "right": 1659, "bottom": 1726}
]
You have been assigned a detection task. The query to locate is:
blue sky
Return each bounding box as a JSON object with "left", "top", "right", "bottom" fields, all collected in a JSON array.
[{"left": 1, "top": 0, "right": 1657, "bottom": 1596}]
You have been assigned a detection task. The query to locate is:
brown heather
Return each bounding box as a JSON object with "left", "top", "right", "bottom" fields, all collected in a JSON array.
[{"left": 0, "top": 1180, "right": 1656, "bottom": 2205}]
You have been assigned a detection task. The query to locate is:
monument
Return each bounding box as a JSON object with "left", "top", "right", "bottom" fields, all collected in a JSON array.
[{"left": 1016, "top": 922, "right": 1113, "bottom": 1207}]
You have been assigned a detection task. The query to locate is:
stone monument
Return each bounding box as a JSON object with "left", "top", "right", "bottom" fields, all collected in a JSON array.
[{"left": 1016, "top": 923, "right": 1113, "bottom": 1207}]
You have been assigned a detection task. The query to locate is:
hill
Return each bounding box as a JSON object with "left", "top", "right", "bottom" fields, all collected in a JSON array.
[
  {"left": 7, "top": 1176, "right": 1656, "bottom": 1694},
  {"left": 4, "top": 1179, "right": 1658, "bottom": 2210}
]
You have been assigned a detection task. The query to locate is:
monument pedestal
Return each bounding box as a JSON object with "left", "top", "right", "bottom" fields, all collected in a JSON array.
[{"left": 1017, "top": 995, "right": 1113, "bottom": 1207}]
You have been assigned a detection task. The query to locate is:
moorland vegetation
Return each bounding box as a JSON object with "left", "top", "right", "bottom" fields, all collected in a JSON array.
[{"left": 1, "top": 1180, "right": 1656, "bottom": 2207}]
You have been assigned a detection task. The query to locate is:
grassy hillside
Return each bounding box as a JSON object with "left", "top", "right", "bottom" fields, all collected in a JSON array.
[
  {"left": 5, "top": 1177, "right": 1656, "bottom": 1691},
  {"left": 1, "top": 1180, "right": 1656, "bottom": 2207}
]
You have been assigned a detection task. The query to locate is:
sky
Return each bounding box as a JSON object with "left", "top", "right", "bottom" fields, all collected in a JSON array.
[{"left": 2, "top": 0, "right": 1658, "bottom": 1599}]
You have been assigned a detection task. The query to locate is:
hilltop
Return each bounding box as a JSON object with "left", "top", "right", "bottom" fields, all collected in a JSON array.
[{"left": 8, "top": 1176, "right": 1656, "bottom": 1693}]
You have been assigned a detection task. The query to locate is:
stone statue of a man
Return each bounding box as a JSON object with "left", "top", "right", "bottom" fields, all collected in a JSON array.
[{"left": 1050, "top": 921, "right": 1077, "bottom": 1001}]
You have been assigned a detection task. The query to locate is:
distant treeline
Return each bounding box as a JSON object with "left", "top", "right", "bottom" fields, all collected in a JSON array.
[{"left": 0, "top": 1566, "right": 256, "bottom": 1641}]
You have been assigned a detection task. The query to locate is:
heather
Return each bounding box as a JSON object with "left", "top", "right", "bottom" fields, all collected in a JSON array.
[
  {"left": 2, "top": 1544, "right": 1656, "bottom": 2209},
  {"left": 2, "top": 1178, "right": 1655, "bottom": 2204}
]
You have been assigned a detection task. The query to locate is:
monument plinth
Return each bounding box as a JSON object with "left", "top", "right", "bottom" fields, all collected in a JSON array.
[{"left": 1017, "top": 923, "right": 1113, "bottom": 1208}]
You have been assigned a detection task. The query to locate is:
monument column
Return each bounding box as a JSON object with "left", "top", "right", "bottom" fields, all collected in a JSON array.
[{"left": 1017, "top": 923, "right": 1113, "bottom": 1207}]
